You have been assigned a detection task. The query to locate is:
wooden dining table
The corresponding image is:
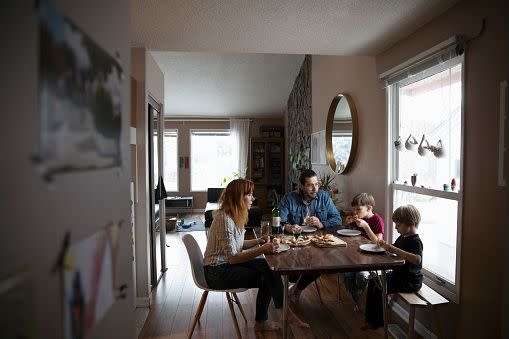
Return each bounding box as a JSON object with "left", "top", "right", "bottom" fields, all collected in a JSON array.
[{"left": 252, "top": 227, "right": 405, "bottom": 339}]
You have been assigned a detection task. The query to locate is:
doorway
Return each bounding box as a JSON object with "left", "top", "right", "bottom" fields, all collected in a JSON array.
[{"left": 148, "top": 97, "right": 166, "bottom": 286}]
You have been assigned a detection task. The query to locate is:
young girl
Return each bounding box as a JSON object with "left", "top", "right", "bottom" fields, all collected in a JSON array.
[
  {"left": 363, "top": 204, "right": 423, "bottom": 329},
  {"left": 203, "top": 179, "right": 308, "bottom": 331}
]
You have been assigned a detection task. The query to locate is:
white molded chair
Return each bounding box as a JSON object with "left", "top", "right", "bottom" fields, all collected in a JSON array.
[{"left": 182, "top": 234, "right": 248, "bottom": 339}]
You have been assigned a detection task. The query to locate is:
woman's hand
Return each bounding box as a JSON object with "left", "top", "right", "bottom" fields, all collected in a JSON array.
[
  {"left": 261, "top": 242, "right": 277, "bottom": 254},
  {"left": 258, "top": 235, "right": 269, "bottom": 244}
]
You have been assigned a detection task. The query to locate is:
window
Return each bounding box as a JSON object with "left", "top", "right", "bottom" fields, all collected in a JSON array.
[
  {"left": 190, "top": 130, "right": 235, "bottom": 191},
  {"left": 388, "top": 54, "right": 464, "bottom": 302},
  {"left": 332, "top": 131, "right": 352, "bottom": 172},
  {"left": 154, "top": 130, "right": 178, "bottom": 192}
]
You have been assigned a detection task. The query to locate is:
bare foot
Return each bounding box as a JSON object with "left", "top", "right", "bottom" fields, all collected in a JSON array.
[{"left": 254, "top": 320, "right": 280, "bottom": 332}]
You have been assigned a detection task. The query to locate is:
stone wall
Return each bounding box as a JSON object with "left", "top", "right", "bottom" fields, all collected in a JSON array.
[{"left": 287, "top": 55, "right": 311, "bottom": 189}]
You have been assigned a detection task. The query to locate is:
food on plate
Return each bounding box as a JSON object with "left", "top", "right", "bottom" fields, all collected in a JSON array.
[
  {"left": 313, "top": 234, "right": 336, "bottom": 243},
  {"left": 272, "top": 237, "right": 281, "bottom": 245},
  {"left": 282, "top": 235, "right": 310, "bottom": 246}
]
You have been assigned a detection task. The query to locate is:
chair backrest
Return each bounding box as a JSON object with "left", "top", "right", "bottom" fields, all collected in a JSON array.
[
  {"left": 207, "top": 187, "right": 224, "bottom": 203},
  {"left": 182, "top": 234, "right": 209, "bottom": 289}
]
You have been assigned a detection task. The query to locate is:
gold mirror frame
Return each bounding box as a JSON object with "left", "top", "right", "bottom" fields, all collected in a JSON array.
[{"left": 325, "top": 93, "right": 358, "bottom": 174}]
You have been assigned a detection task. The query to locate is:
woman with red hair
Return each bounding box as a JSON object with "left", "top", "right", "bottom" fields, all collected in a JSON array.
[{"left": 203, "top": 179, "right": 307, "bottom": 331}]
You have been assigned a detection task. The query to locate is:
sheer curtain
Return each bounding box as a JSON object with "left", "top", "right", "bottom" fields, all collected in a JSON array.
[{"left": 230, "top": 118, "right": 250, "bottom": 178}]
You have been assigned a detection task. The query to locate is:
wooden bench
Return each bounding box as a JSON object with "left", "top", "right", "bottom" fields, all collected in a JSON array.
[{"left": 396, "top": 283, "right": 449, "bottom": 338}]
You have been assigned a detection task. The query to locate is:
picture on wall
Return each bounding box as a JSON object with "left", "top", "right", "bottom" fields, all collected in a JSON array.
[
  {"left": 36, "top": 0, "right": 123, "bottom": 180},
  {"left": 62, "top": 222, "right": 121, "bottom": 339},
  {"left": 311, "top": 130, "right": 326, "bottom": 164}
]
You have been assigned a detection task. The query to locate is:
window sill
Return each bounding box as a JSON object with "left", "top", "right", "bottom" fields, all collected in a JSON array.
[
  {"left": 423, "top": 275, "right": 459, "bottom": 304},
  {"left": 392, "top": 183, "right": 460, "bottom": 201}
]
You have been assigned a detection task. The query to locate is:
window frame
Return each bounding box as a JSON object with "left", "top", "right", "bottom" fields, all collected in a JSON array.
[
  {"left": 386, "top": 54, "right": 465, "bottom": 303},
  {"left": 164, "top": 129, "right": 179, "bottom": 192},
  {"left": 189, "top": 129, "right": 232, "bottom": 192}
]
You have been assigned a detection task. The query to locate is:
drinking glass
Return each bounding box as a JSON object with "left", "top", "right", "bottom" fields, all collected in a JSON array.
[
  {"left": 292, "top": 227, "right": 302, "bottom": 242},
  {"left": 261, "top": 221, "right": 270, "bottom": 237}
]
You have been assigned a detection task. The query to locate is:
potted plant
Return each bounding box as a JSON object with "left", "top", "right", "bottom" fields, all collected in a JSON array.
[{"left": 317, "top": 171, "right": 343, "bottom": 207}]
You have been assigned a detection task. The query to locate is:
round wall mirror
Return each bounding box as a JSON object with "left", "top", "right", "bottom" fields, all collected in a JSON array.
[{"left": 325, "top": 93, "right": 358, "bottom": 174}]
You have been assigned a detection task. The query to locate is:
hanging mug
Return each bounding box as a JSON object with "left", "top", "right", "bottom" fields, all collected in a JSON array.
[
  {"left": 394, "top": 136, "right": 403, "bottom": 151},
  {"left": 405, "top": 134, "right": 418, "bottom": 151},
  {"left": 418, "top": 134, "right": 430, "bottom": 156},
  {"left": 432, "top": 140, "right": 446, "bottom": 158}
]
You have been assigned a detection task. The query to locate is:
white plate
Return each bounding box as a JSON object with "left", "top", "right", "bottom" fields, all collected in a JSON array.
[
  {"left": 337, "top": 229, "right": 361, "bottom": 236},
  {"left": 359, "top": 243, "right": 385, "bottom": 253},
  {"left": 300, "top": 226, "right": 317, "bottom": 233},
  {"left": 275, "top": 244, "right": 290, "bottom": 253}
]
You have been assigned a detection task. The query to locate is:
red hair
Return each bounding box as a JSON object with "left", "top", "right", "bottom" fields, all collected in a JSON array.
[{"left": 219, "top": 179, "right": 254, "bottom": 229}]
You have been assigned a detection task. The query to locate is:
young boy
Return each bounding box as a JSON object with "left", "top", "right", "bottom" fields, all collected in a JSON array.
[
  {"left": 343, "top": 193, "right": 385, "bottom": 310},
  {"left": 363, "top": 204, "right": 423, "bottom": 329}
]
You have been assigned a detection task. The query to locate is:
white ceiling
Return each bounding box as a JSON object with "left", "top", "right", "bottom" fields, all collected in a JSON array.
[
  {"left": 151, "top": 52, "right": 304, "bottom": 117},
  {"left": 133, "top": 0, "right": 460, "bottom": 117}
]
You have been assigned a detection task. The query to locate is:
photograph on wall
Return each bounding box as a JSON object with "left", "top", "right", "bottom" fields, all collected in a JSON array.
[
  {"left": 62, "top": 222, "right": 121, "bottom": 339},
  {"left": 311, "top": 130, "right": 326, "bottom": 164},
  {"left": 36, "top": 0, "right": 123, "bottom": 180}
]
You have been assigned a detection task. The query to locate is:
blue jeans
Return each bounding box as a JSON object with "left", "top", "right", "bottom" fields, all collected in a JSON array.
[{"left": 344, "top": 271, "right": 371, "bottom": 303}]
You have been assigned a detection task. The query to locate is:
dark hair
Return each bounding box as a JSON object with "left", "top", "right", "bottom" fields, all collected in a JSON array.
[
  {"left": 351, "top": 193, "right": 376, "bottom": 208},
  {"left": 392, "top": 205, "right": 421, "bottom": 227},
  {"left": 299, "top": 169, "right": 317, "bottom": 185}
]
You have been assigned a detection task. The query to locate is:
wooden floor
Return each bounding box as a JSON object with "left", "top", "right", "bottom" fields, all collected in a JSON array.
[{"left": 138, "top": 230, "right": 412, "bottom": 339}]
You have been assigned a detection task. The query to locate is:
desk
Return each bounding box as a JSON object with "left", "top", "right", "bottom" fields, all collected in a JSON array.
[
  {"left": 257, "top": 228, "right": 405, "bottom": 339},
  {"left": 165, "top": 196, "right": 193, "bottom": 213}
]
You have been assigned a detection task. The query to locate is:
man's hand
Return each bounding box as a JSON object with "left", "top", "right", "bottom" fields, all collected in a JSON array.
[
  {"left": 284, "top": 224, "right": 302, "bottom": 233},
  {"left": 306, "top": 216, "right": 324, "bottom": 229}
]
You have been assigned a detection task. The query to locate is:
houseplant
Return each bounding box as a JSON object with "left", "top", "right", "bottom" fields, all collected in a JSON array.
[{"left": 317, "top": 171, "right": 343, "bottom": 207}]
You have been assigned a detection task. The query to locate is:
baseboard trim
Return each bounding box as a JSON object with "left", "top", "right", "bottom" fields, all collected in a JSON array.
[
  {"left": 390, "top": 301, "right": 437, "bottom": 339},
  {"left": 136, "top": 297, "right": 150, "bottom": 308}
]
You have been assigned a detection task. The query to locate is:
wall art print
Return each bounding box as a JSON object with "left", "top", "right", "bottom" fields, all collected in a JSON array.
[
  {"left": 35, "top": 0, "right": 123, "bottom": 181},
  {"left": 62, "top": 222, "right": 121, "bottom": 339}
]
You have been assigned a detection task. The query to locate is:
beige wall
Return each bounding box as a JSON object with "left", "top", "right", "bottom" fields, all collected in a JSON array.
[
  {"left": 0, "top": 1, "right": 133, "bottom": 338},
  {"left": 311, "top": 55, "right": 386, "bottom": 214},
  {"left": 130, "top": 48, "right": 165, "bottom": 304},
  {"left": 375, "top": 0, "right": 508, "bottom": 337},
  {"left": 146, "top": 53, "right": 164, "bottom": 105}
]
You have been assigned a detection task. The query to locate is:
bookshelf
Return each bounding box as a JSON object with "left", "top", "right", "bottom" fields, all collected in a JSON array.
[{"left": 249, "top": 137, "right": 284, "bottom": 214}]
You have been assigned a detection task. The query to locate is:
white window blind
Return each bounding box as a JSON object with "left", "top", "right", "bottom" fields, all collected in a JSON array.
[{"left": 379, "top": 36, "right": 465, "bottom": 88}]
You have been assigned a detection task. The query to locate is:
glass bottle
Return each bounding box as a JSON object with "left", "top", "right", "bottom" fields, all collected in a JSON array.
[{"left": 271, "top": 205, "right": 281, "bottom": 235}]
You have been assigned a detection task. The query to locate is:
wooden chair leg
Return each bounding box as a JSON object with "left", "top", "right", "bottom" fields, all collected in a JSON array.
[
  {"left": 226, "top": 292, "right": 242, "bottom": 339},
  {"left": 336, "top": 273, "right": 342, "bottom": 303},
  {"left": 188, "top": 290, "right": 208, "bottom": 339},
  {"left": 408, "top": 305, "right": 416, "bottom": 339},
  {"left": 314, "top": 279, "right": 323, "bottom": 304},
  {"left": 232, "top": 293, "right": 247, "bottom": 322},
  {"left": 432, "top": 306, "right": 442, "bottom": 339}
]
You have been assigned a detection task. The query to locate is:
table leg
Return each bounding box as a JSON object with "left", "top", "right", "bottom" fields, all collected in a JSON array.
[
  {"left": 282, "top": 274, "right": 289, "bottom": 339},
  {"left": 381, "top": 270, "right": 388, "bottom": 339}
]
